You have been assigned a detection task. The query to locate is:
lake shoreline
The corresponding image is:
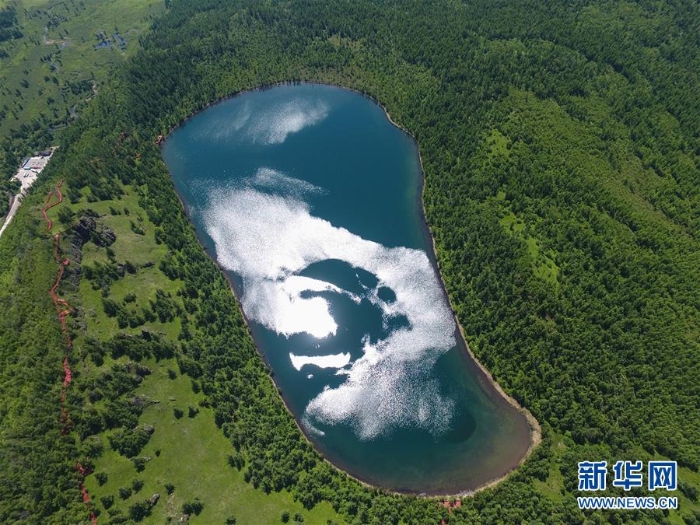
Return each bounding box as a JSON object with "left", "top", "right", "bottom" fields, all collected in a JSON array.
[
  {"left": 373, "top": 87, "right": 542, "bottom": 497},
  {"left": 160, "top": 81, "right": 540, "bottom": 497}
]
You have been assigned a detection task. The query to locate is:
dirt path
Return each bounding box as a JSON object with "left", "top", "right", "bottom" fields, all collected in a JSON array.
[
  {"left": 42, "top": 181, "right": 98, "bottom": 525},
  {"left": 43, "top": 25, "right": 70, "bottom": 46}
]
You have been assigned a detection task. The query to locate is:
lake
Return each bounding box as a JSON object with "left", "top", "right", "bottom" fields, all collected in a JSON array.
[{"left": 162, "top": 83, "right": 532, "bottom": 494}]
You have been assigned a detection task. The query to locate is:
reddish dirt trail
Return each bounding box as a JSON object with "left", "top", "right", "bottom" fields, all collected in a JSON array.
[
  {"left": 42, "top": 182, "right": 97, "bottom": 525},
  {"left": 41, "top": 179, "right": 63, "bottom": 232},
  {"left": 440, "top": 499, "right": 462, "bottom": 524}
]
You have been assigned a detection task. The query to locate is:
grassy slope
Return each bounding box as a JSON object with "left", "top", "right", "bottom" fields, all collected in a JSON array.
[
  {"left": 59, "top": 185, "right": 342, "bottom": 524},
  {"left": 84, "top": 360, "right": 339, "bottom": 525}
]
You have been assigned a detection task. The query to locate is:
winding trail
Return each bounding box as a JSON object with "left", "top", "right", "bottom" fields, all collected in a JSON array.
[{"left": 42, "top": 181, "right": 97, "bottom": 525}]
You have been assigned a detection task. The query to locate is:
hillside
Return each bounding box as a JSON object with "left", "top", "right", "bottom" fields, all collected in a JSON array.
[{"left": 0, "top": 1, "right": 698, "bottom": 524}]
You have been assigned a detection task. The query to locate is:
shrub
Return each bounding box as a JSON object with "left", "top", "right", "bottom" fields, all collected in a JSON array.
[
  {"left": 182, "top": 498, "right": 204, "bottom": 516},
  {"left": 102, "top": 297, "right": 120, "bottom": 317},
  {"left": 132, "top": 457, "right": 148, "bottom": 472},
  {"left": 108, "top": 427, "right": 152, "bottom": 457},
  {"left": 128, "top": 500, "right": 151, "bottom": 521},
  {"left": 96, "top": 472, "right": 108, "bottom": 486}
]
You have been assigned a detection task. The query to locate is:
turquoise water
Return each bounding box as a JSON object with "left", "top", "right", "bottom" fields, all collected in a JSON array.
[{"left": 162, "top": 84, "right": 531, "bottom": 494}]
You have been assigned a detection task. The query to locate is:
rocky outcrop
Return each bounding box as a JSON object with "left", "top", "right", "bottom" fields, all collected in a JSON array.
[
  {"left": 72, "top": 215, "right": 116, "bottom": 249},
  {"left": 65, "top": 214, "right": 117, "bottom": 289}
]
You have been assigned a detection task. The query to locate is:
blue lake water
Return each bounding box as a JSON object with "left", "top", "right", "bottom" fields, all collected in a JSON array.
[{"left": 162, "top": 84, "right": 531, "bottom": 494}]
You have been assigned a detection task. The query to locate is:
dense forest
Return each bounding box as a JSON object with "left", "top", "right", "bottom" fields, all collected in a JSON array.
[
  {"left": 0, "top": 0, "right": 699, "bottom": 523},
  {"left": 0, "top": 6, "right": 21, "bottom": 44}
]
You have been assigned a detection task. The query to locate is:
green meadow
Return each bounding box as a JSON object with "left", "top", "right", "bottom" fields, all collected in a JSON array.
[{"left": 57, "top": 182, "right": 343, "bottom": 524}]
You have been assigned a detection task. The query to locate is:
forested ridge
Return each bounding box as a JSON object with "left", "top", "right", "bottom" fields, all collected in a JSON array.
[{"left": 0, "top": 0, "right": 699, "bottom": 523}]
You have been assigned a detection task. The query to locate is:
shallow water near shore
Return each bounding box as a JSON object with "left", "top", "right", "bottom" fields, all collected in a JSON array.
[{"left": 162, "top": 83, "right": 531, "bottom": 494}]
